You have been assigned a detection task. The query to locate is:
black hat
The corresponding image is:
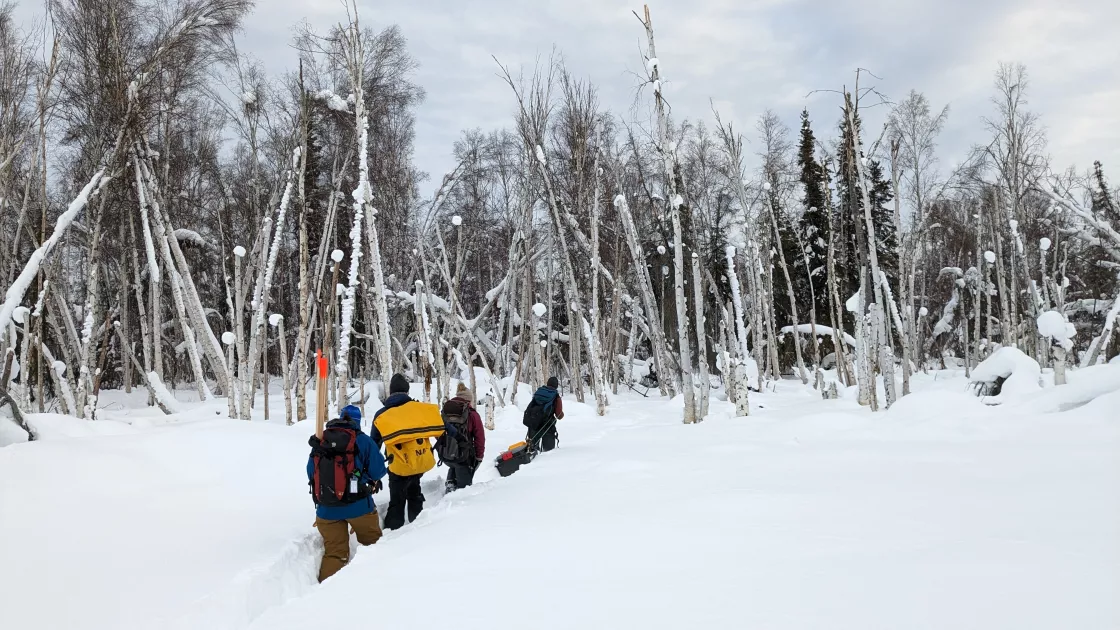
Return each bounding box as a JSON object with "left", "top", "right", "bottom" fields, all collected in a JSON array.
[
  {"left": 546, "top": 376, "right": 559, "bottom": 389},
  {"left": 390, "top": 374, "right": 410, "bottom": 395}
]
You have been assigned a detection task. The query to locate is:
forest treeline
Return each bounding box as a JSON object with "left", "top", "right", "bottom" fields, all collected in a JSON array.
[{"left": 0, "top": 0, "right": 1116, "bottom": 428}]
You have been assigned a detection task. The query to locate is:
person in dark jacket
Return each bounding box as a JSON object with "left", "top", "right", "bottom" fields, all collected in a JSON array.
[
  {"left": 444, "top": 382, "right": 486, "bottom": 493},
  {"left": 528, "top": 376, "right": 564, "bottom": 452},
  {"left": 371, "top": 374, "right": 443, "bottom": 530},
  {"left": 306, "top": 405, "right": 387, "bottom": 582}
]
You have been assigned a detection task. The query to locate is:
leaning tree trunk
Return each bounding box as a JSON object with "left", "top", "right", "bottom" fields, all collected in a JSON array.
[
  {"left": 611, "top": 191, "right": 673, "bottom": 397},
  {"left": 641, "top": 6, "right": 695, "bottom": 423},
  {"left": 766, "top": 190, "right": 809, "bottom": 384}
]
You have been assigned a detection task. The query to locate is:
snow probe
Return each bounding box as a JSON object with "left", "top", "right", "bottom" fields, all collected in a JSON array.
[{"left": 315, "top": 349, "right": 328, "bottom": 440}]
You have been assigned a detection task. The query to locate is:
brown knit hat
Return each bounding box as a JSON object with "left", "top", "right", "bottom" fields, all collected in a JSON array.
[{"left": 455, "top": 382, "right": 474, "bottom": 405}]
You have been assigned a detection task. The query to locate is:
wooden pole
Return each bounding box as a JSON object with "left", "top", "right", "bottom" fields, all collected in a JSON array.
[{"left": 316, "top": 349, "right": 328, "bottom": 439}]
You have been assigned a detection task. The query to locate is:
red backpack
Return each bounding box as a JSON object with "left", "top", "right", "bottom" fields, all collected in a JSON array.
[{"left": 309, "top": 423, "right": 369, "bottom": 507}]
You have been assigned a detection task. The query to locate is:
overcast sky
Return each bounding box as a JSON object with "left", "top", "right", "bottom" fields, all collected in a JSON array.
[{"left": 16, "top": 0, "right": 1120, "bottom": 197}]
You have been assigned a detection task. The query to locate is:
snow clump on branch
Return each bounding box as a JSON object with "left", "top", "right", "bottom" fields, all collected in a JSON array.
[{"left": 1037, "top": 310, "right": 1075, "bottom": 351}]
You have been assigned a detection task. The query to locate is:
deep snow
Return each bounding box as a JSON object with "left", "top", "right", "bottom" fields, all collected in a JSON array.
[{"left": 1, "top": 373, "right": 1117, "bottom": 630}]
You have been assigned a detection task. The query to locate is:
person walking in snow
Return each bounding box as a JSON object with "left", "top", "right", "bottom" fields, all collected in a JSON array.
[
  {"left": 437, "top": 382, "right": 486, "bottom": 493},
  {"left": 523, "top": 376, "right": 564, "bottom": 452},
  {"left": 307, "top": 405, "right": 386, "bottom": 582},
  {"left": 372, "top": 374, "right": 445, "bottom": 530}
]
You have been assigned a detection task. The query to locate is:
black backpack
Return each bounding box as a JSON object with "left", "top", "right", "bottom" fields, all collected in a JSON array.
[
  {"left": 309, "top": 423, "right": 370, "bottom": 507},
  {"left": 436, "top": 400, "right": 474, "bottom": 464},
  {"left": 522, "top": 397, "right": 553, "bottom": 433}
]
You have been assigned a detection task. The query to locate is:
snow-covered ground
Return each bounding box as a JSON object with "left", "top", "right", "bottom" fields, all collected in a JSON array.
[{"left": 1, "top": 371, "right": 1118, "bottom": 630}]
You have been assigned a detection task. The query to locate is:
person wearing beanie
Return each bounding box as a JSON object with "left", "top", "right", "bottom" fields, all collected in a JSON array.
[
  {"left": 388, "top": 373, "right": 410, "bottom": 396},
  {"left": 371, "top": 374, "right": 445, "bottom": 530},
  {"left": 306, "top": 404, "right": 387, "bottom": 582},
  {"left": 523, "top": 377, "right": 564, "bottom": 452},
  {"left": 439, "top": 383, "right": 486, "bottom": 493}
]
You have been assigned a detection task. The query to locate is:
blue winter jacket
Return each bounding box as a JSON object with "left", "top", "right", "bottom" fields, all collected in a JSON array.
[{"left": 307, "top": 417, "right": 387, "bottom": 521}]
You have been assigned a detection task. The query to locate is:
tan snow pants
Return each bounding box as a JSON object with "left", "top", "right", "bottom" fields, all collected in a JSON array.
[{"left": 314, "top": 512, "right": 382, "bottom": 582}]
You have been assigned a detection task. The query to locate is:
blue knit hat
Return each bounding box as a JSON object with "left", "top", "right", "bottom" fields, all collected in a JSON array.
[{"left": 340, "top": 405, "right": 362, "bottom": 422}]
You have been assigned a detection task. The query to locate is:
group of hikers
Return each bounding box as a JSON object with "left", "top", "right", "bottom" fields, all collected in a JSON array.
[{"left": 306, "top": 374, "right": 565, "bottom": 582}]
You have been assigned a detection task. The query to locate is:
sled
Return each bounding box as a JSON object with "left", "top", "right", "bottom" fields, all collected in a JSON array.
[{"left": 494, "top": 440, "right": 536, "bottom": 477}]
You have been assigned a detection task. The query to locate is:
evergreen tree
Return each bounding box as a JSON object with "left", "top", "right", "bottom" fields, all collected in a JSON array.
[
  {"left": 835, "top": 111, "right": 900, "bottom": 299},
  {"left": 867, "top": 157, "right": 899, "bottom": 287},
  {"left": 796, "top": 109, "right": 831, "bottom": 322}
]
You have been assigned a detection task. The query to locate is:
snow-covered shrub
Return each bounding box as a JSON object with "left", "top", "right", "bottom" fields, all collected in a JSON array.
[{"left": 969, "top": 347, "right": 1042, "bottom": 403}]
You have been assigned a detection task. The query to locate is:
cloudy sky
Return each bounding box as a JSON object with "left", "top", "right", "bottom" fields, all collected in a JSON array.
[{"left": 16, "top": 0, "right": 1120, "bottom": 196}]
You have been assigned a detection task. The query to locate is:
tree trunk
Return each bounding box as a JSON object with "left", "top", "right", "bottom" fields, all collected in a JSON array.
[{"left": 691, "top": 253, "right": 710, "bottom": 419}]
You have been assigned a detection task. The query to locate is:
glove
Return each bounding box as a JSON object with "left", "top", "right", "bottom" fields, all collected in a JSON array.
[{"left": 370, "top": 480, "right": 383, "bottom": 494}]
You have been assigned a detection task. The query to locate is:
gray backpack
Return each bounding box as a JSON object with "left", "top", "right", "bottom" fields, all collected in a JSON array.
[{"left": 436, "top": 400, "right": 473, "bottom": 464}]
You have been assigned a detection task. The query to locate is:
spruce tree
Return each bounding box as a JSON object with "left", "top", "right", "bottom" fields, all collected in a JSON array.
[
  {"left": 796, "top": 109, "right": 831, "bottom": 323},
  {"left": 836, "top": 111, "right": 900, "bottom": 298},
  {"left": 867, "top": 157, "right": 899, "bottom": 288}
]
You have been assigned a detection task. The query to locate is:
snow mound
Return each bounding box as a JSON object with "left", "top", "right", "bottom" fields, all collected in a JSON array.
[
  {"left": 646, "top": 57, "right": 659, "bottom": 71},
  {"left": 532, "top": 303, "right": 547, "bottom": 317},
  {"left": 0, "top": 416, "right": 29, "bottom": 446},
  {"left": 451, "top": 215, "right": 462, "bottom": 226},
  {"left": 233, "top": 245, "right": 246, "bottom": 258},
  {"left": 25, "top": 413, "right": 139, "bottom": 440},
  {"left": 886, "top": 389, "right": 987, "bottom": 422},
  {"left": 984, "top": 250, "right": 996, "bottom": 264},
  {"left": 330, "top": 249, "right": 344, "bottom": 263},
  {"left": 970, "top": 347, "right": 1042, "bottom": 403},
  {"left": 269, "top": 314, "right": 284, "bottom": 327},
  {"left": 222, "top": 332, "right": 236, "bottom": 345},
  {"left": 1008, "top": 363, "right": 1120, "bottom": 414},
  {"left": 1039, "top": 237, "right": 1052, "bottom": 251},
  {"left": 918, "top": 306, "right": 929, "bottom": 317}
]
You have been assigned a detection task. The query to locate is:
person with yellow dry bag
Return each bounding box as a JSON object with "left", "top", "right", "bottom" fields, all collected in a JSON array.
[{"left": 371, "top": 374, "right": 445, "bottom": 530}]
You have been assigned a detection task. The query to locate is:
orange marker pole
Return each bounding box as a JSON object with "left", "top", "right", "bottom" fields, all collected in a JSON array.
[{"left": 315, "top": 349, "right": 328, "bottom": 439}]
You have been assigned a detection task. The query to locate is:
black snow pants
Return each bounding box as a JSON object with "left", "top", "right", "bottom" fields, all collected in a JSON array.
[
  {"left": 384, "top": 471, "right": 425, "bottom": 530},
  {"left": 445, "top": 460, "right": 477, "bottom": 492},
  {"left": 530, "top": 418, "right": 558, "bottom": 452}
]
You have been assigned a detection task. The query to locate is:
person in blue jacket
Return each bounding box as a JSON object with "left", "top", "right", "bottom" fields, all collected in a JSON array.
[{"left": 307, "top": 405, "right": 387, "bottom": 582}]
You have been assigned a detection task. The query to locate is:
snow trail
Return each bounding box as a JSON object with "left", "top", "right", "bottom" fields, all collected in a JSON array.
[{"left": 2, "top": 378, "right": 1117, "bottom": 630}]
